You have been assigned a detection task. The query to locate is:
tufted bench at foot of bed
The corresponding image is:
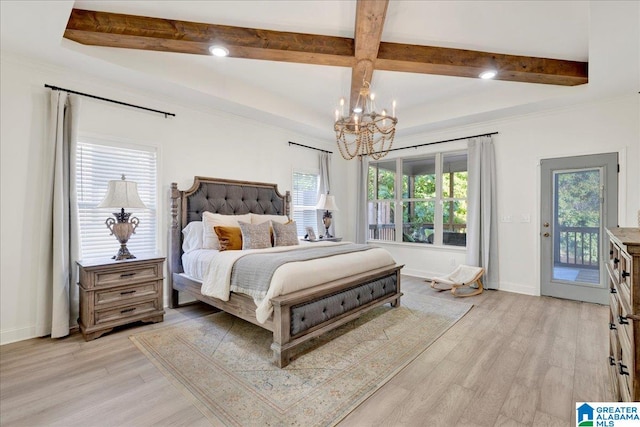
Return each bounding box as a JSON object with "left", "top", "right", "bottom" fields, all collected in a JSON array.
[{"left": 270, "top": 264, "right": 403, "bottom": 368}]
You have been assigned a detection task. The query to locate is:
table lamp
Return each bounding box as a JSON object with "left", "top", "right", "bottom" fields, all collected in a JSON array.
[
  {"left": 315, "top": 193, "right": 339, "bottom": 238},
  {"left": 97, "top": 175, "right": 147, "bottom": 260}
]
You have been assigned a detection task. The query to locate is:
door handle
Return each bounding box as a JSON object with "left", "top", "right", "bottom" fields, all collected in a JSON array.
[{"left": 543, "top": 232, "right": 550, "bottom": 237}]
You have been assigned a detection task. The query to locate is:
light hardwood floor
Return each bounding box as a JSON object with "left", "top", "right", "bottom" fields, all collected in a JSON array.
[{"left": 0, "top": 276, "right": 612, "bottom": 427}]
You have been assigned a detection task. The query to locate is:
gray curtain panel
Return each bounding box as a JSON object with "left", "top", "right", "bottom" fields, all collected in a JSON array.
[
  {"left": 37, "top": 91, "right": 81, "bottom": 338},
  {"left": 466, "top": 136, "right": 499, "bottom": 288},
  {"left": 355, "top": 155, "right": 369, "bottom": 244},
  {"left": 318, "top": 152, "right": 333, "bottom": 235}
]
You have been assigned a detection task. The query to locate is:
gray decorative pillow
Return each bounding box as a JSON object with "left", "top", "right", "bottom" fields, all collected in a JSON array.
[
  {"left": 239, "top": 221, "right": 272, "bottom": 250},
  {"left": 272, "top": 221, "right": 299, "bottom": 247}
]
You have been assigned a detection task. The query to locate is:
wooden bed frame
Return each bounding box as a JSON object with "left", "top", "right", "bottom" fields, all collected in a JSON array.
[{"left": 169, "top": 176, "right": 403, "bottom": 367}]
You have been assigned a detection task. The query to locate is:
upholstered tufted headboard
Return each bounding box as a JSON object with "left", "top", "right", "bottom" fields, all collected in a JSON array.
[{"left": 169, "top": 176, "right": 291, "bottom": 275}]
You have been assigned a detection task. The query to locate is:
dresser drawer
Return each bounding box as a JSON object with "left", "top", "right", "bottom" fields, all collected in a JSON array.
[
  {"left": 609, "top": 242, "right": 621, "bottom": 282},
  {"left": 609, "top": 356, "right": 621, "bottom": 401},
  {"left": 94, "top": 281, "right": 160, "bottom": 306},
  {"left": 609, "top": 316, "right": 620, "bottom": 362},
  {"left": 618, "top": 362, "right": 632, "bottom": 402},
  {"left": 95, "top": 299, "right": 161, "bottom": 325},
  {"left": 617, "top": 311, "right": 635, "bottom": 402},
  {"left": 93, "top": 263, "right": 161, "bottom": 288},
  {"left": 619, "top": 252, "right": 632, "bottom": 295},
  {"left": 610, "top": 290, "right": 621, "bottom": 323}
]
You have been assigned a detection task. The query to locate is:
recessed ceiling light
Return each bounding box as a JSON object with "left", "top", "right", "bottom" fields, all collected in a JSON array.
[
  {"left": 479, "top": 70, "right": 497, "bottom": 79},
  {"left": 209, "top": 45, "right": 229, "bottom": 57}
]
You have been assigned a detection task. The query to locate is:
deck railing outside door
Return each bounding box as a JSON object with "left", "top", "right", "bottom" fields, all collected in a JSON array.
[{"left": 554, "top": 225, "right": 599, "bottom": 268}]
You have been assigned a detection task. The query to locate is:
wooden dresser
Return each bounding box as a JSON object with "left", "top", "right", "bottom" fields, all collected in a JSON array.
[
  {"left": 77, "top": 255, "right": 165, "bottom": 341},
  {"left": 606, "top": 227, "right": 640, "bottom": 401}
]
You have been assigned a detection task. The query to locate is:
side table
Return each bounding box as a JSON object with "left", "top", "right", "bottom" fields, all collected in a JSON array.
[{"left": 77, "top": 254, "right": 165, "bottom": 341}]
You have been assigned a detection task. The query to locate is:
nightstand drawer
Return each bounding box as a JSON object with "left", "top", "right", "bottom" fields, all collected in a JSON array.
[
  {"left": 94, "top": 264, "right": 161, "bottom": 287},
  {"left": 94, "top": 281, "right": 160, "bottom": 306},
  {"left": 95, "top": 299, "right": 160, "bottom": 325}
]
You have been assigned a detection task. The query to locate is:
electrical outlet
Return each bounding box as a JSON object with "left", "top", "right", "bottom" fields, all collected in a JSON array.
[
  {"left": 501, "top": 215, "right": 513, "bottom": 223},
  {"left": 520, "top": 214, "right": 531, "bottom": 223}
]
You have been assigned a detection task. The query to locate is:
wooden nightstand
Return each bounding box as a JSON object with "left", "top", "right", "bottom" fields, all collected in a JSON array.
[{"left": 77, "top": 254, "right": 165, "bottom": 341}]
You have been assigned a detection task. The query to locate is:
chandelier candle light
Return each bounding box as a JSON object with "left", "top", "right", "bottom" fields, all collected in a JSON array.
[
  {"left": 97, "top": 175, "right": 148, "bottom": 260},
  {"left": 315, "top": 193, "right": 340, "bottom": 238},
  {"left": 334, "top": 79, "right": 397, "bottom": 160}
]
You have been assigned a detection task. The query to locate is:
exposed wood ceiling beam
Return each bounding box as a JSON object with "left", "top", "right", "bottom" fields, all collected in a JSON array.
[
  {"left": 350, "top": 0, "right": 388, "bottom": 111},
  {"left": 64, "top": 4, "right": 588, "bottom": 115},
  {"left": 376, "top": 42, "right": 588, "bottom": 86},
  {"left": 65, "top": 9, "right": 356, "bottom": 68}
]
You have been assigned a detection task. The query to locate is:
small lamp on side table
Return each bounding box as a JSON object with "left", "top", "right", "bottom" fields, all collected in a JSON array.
[
  {"left": 315, "top": 193, "right": 339, "bottom": 238},
  {"left": 97, "top": 175, "right": 147, "bottom": 260}
]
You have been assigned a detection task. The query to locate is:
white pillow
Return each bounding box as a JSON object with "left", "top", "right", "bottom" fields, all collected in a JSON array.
[
  {"left": 251, "top": 214, "right": 289, "bottom": 225},
  {"left": 202, "top": 212, "right": 252, "bottom": 250},
  {"left": 181, "top": 221, "right": 204, "bottom": 253}
]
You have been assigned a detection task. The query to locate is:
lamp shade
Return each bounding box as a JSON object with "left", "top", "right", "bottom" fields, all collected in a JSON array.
[
  {"left": 97, "top": 177, "right": 147, "bottom": 209},
  {"left": 315, "top": 194, "right": 339, "bottom": 211}
]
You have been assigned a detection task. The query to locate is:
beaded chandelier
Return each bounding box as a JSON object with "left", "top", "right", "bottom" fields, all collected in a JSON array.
[{"left": 334, "top": 79, "right": 397, "bottom": 160}]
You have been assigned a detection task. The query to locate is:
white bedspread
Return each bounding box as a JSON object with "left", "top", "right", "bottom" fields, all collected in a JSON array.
[{"left": 181, "top": 241, "right": 395, "bottom": 323}]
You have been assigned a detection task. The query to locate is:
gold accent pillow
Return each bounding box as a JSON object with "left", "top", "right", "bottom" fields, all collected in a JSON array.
[{"left": 214, "top": 226, "right": 243, "bottom": 251}]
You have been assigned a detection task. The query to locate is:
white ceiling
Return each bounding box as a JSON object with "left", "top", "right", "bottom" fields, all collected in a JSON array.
[{"left": 1, "top": 1, "right": 633, "bottom": 142}]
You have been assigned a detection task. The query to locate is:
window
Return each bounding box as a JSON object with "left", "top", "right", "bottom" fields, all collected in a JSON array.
[
  {"left": 367, "top": 151, "right": 468, "bottom": 247},
  {"left": 76, "top": 141, "right": 158, "bottom": 259},
  {"left": 292, "top": 171, "right": 319, "bottom": 237}
]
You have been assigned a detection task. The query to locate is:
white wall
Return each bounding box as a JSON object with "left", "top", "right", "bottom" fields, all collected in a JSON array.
[
  {"left": 368, "top": 94, "right": 639, "bottom": 295},
  {"left": 2, "top": 0, "right": 638, "bottom": 343},
  {"left": 0, "top": 54, "right": 345, "bottom": 344}
]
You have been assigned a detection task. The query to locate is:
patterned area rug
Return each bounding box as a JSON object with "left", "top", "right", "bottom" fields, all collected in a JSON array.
[{"left": 130, "top": 294, "right": 472, "bottom": 426}]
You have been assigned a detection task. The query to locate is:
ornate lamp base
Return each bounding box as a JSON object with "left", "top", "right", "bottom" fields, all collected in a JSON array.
[
  {"left": 114, "top": 244, "right": 136, "bottom": 260},
  {"left": 322, "top": 210, "right": 333, "bottom": 238},
  {"left": 106, "top": 209, "right": 139, "bottom": 260}
]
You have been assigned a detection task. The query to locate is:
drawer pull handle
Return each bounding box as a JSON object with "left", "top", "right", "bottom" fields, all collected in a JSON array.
[
  {"left": 120, "top": 290, "right": 136, "bottom": 295},
  {"left": 120, "top": 272, "right": 136, "bottom": 278},
  {"left": 120, "top": 307, "right": 136, "bottom": 314},
  {"left": 609, "top": 250, "right": 614, "bottom": 255},
  {"left": 613, "top": 258, "right": 619, "bottom": 264},
  {"left": 618, "top": 315, "right": 629, "bottom": 325},
  {"left": 609, "top": 356, "right": 616, "bottom": 366},
  {"left": 619, "top": 363, "right": 630, "bottom": 376},
  {"left": 609, "top": 322, "right": 617, "bottom": 330},
  {"left": 621, "top": 270, "right": 630, "bottom": 278},
  {"left": 610, "top": 287, "right": 617, "bottom": 294}
]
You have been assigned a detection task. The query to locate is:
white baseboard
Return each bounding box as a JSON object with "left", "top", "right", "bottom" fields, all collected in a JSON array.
[
  {"left": 401, "top": 269, "right": 539, "bottom": 296},
  {"left": 496, "top": 281, "right": 539, "bottom": 296},
  {"left": 1, "top": 325, "right": 37, "bottom": 346},
  {"left": 400, "top": 268, "right": 445, "bottom": 280}
]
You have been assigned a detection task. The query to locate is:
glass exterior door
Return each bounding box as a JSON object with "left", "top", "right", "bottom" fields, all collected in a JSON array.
[{"left": 540, "top": 153, "right": 618, "bottom": 304}]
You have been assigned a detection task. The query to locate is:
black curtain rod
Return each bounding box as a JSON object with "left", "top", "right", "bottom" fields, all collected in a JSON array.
[
  {"left": 377, "top": 132, "right": 499, "bottom": 155},
  {"left": 44, "top": 84, "right": 176, "bottom": 118},
  {"left": 288, "top": 141, "right": 333, "bottom": 154}
]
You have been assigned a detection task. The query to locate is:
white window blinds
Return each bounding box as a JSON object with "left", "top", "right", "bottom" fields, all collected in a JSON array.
[
  {"left": 292, "top": 171, "right": 319, "bottom": 237},
  {"left": 76, "top": 141, "right": 157, "bottom": 259}
]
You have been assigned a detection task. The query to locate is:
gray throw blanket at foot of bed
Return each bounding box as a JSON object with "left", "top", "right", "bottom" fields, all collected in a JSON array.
[{"left": 230, "top": 244, "right": 374, "bottom": 300}]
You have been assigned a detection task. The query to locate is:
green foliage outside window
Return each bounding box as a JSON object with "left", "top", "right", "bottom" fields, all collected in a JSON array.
[
  {"left": 556, "top": 170, "right": 600, "bottom": 227},
  {"left": 368, "top": 154, "right": 468, "bottom": 246}
]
